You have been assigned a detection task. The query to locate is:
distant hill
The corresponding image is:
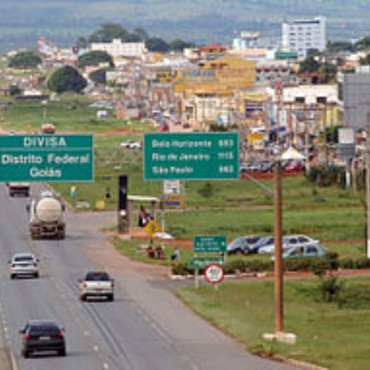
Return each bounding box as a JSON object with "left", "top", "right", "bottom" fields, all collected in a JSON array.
[{"left": 1, "top": 0, "right": 370, "bottom": 52}]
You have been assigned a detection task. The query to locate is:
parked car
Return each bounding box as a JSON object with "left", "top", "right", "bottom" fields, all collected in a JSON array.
[
  {"left": 19, "top": 320, "right": 66, "bottom": 358},
  {"left": 282, "top": 243, "right": 327, "bottom": 259},
  {"left": 227, "top": 235, "right": 261, "bottom": 255},
  {"left": 9, "top": 253, "right": 39, "bottom": 279},
  {"left": 120, "top": 140, "right": 142, "bottom": 149},
  {"left": 284, "top": 160, "right": 305, "bottom": 172},
  {"left": 258, "top": 234, "right": 319, "bottom": 254},
  {"left": 252, "top": 236, "right": 275, "bottom": 254},
  {"left": 79, "top": 271, "right": 114, "bottom": 301},
  {"left": 259, "top": 160, "right": 275, "bottom": 172}
]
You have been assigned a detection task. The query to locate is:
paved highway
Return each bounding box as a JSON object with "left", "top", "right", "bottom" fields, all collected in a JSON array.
[{"left": 0, "top": 183, "right": 298, "bottom": 370}]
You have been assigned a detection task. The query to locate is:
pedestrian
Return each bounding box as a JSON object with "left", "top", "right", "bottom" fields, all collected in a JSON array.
[
  {"left": 70, "top": 185, "right": 77, "bottom": 198},
  {"left": 171, "top": 247, "right": 180, "bottom": 262},
  {"left": 138, "top": 205, "right": 148, "bottom": 227},
  {"left": 105, "top": 187, "right": 111, "bottom": 200}
]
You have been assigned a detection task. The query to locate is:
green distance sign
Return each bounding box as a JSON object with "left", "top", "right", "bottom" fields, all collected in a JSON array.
[
  {"left": 0, "top": 134, "right": 94, "bottom": 182},
  {"left": 193, "top": 235, "right": 227, "bottom": 253},
  {"left": 187, "top": 256, "right": 225, "bottom": 270},
  {"left": 143, "top": 132, "right": 239, "bottom": 180}
]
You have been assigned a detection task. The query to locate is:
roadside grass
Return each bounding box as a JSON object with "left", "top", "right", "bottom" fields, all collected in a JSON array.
[
  {"left": 111, "top": 236, "right": 186, "bottom": 266},
  {"left": 1, "top": 97, "right": 155, "bottom": 133},
  {"left": 176, "top": 277, "right": 370, "bottom": 370}
]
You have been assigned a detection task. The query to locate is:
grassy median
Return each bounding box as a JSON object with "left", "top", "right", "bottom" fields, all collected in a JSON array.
[{"left": 176, "top": 277, "right": 370, "bottom": 370}]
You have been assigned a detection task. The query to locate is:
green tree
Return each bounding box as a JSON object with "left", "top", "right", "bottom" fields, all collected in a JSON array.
[
  {"left": 9, "top": 84, "right": 21, "bottom": 96},
  {"left": 89, "top": 68, "right": 107, "bottom": 85},
  {"left": 360, "top": 53, "right": 370, "bottom": 65},
  {"left": 47, "top": 66, "right": 87, "bottom": 93},
  {"left": 298, "top": 55, "right": 321, "bottom": 74},
  {"left": 75, "top": 36, "right": 88, "bottom": 49},
  {"left": 88, "top": 23, "right": 128, "bottom": 43},
  {"left": 320, "top": 63, "right": 338, "bottom": 83},
  {"left": 355, "top": 36, "right": 370, "bottom": 51},
  {"left": 132, "top": 28, "right": 149, "bottom": 41},
  {"left": 169, "top": 39, "right": 194, "bottom": 51},
  {"left": 146, "top": 37, "right": 170, "bottom": 52},
  {"left": 327, "top": 40, "right": 354, "bottom": 53},
  {"left": 8, "top": 51, "right": 42, "bottom": 69},
  {"left": 78, "top": 50, "right": 114, "bottom": 68}
]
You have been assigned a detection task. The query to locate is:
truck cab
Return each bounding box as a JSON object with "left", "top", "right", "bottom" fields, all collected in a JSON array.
[{"left": 8, "top": 182, "right": 30, "bottom": 197}]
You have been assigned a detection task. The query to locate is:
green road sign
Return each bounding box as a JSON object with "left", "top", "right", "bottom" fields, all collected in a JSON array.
[
  {"left": 194, "top": 235, "right": 227, "bottom": 253},
  {"left": 143, "top": 132, "right": 239, "bottom": 180},
  {"left": 187, "top": 256, "right": 225, "bottom": 270},
  {"left": 0, "top": 134, "right": 94, "bottom": 182}
]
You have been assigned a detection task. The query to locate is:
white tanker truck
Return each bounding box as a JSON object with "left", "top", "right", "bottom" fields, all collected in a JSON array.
[{"left": 27, "top": 191, "right": 66, "bottom": 239}]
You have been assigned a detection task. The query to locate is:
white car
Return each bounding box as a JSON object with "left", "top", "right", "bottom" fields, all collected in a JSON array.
[
  {"left": 79, "top": 271, "right": 114, "bottom": 301},
  {"left": 258, "top": 235, "right": 319, "bottom": 254},
  {"left": 120, "top": 140, "right": 141, "bottom": 149},
  {"left": 9, "top": 253, "right": 39, "bottom": 279}
]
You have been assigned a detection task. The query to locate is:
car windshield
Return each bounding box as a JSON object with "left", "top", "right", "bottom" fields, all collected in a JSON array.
[
  {"left": 29, "top": 323, "right": 60, "bottom": 334},
  {"left": 85, "top": 272, "right": 110, "bottom": 281},
  {"left": 14, "top": 256, "right": 34, "bottom": 262},
  {"left": 228, "top": 238, "right": 244, "bottom": 248}
]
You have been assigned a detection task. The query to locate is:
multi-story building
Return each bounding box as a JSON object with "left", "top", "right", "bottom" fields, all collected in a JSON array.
[
  {"left": 338, "top": 66, "right": 370, "bottom": 130},
  {"left": 91, "top": 39, "right": 147, "bottom": 58},
  {"left": 282, "top": 16, "right": 326, "bottom": 59}
]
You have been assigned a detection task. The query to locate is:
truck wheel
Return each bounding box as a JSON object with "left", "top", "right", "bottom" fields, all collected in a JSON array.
[
  {"left": 10, "top": 274, "right": 16, "bottom": 280},
  {"left": 107, "top": 294, "right": 114, "bottom": 302},
  {"left": 80, "top": 294, "right": 86, "bottom": 301}
]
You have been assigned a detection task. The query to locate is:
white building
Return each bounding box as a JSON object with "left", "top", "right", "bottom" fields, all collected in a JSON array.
[
  {"left": 282, "top": 16, "right": 326, "bottom": 59},
  {"left": 91, "top": 39, "right": 147, "bottom": 58}
]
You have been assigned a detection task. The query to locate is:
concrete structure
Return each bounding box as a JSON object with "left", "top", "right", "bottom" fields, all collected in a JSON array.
[
  {"left": 282, "top": 16, "right": 326, "bottom": 58},
  {"left": 91, "top": 39, "right": 146, "bottom": 58},
  {"left": 338, "top": 66, "right": 370, "bottom": 129}
]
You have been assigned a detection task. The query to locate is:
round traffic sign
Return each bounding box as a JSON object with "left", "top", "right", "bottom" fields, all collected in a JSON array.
[{"left": 204, "top": 264, "right": 224, "bottom": 284}]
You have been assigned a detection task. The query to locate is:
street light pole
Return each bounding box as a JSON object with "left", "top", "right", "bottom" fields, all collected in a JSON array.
[{"left": 274, "top": 160, "right": 283, "bottom": 333}]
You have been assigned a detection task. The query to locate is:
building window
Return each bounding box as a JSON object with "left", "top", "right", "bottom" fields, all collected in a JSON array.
[
  {"left": 295, "top": 97, "right": 305, "bottom": 103},
  {"left": 317, "top": 97, "right": 327, "bottom": 104}
]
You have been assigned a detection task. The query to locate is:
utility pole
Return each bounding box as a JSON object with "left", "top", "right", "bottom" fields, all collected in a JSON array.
[
  {"left": 367, "top": 109, "right": 370, "bottom": 258},
  {"left": 274, "top": 160, "right": 283, "bottom": 334},
  {"left": 304, "top": 104, "right": 310, "bottom": 172}
]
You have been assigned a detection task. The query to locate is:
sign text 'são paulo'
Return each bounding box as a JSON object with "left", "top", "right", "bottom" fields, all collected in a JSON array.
[
  {"left": 143, "top": 132, "right": 239, "bottom": 180},
  {"left": 0, "top": 134, "right": 94, "bottom": 182}
]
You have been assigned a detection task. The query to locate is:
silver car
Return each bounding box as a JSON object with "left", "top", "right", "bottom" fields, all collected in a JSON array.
[{"left": 9, "top": 253, "right": 39, "bottom": 279}]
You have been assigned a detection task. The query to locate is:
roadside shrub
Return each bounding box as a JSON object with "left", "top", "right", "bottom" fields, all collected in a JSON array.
[
  {"left": 326, "top": 252, "right": 339, "bottom": 270},
  {"left": 284, "top": 258, "right": 312, "bottom": 271},
  {"left": 339, "top": 258, "right": 356, "bottom": 269},
  {"left": 353, "top": 257, "right": 370, "bottom": 269},
  {"left": 224, "top": 259, "right": 247, "bottom": 274},
  {"left": 305, "top": 165, "right": 345, "bottom": 188},
  {"left": 197, "top": 182, "right": 214, "bottom": 198},
  {"left": 172, "top": 262, "right": 189, "bottom": 275},
  {"left": 317, "top": 275, "right": 344, "bottom": 303},
  {"left": 245, "top": 259, "right": 272, "bottom": 272}
]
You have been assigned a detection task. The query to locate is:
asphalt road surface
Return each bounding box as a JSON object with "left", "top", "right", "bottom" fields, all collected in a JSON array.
[{"left": 0, "top": 183, "right": 299, "bottom": 370}]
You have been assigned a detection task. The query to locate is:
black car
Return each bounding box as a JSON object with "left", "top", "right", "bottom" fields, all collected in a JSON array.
[
  {"left": 19, "top": 320, "right": 66, "bottom": 358},
  {"left": 227, "top": 235, "right": 261, "bottom": 255}
]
